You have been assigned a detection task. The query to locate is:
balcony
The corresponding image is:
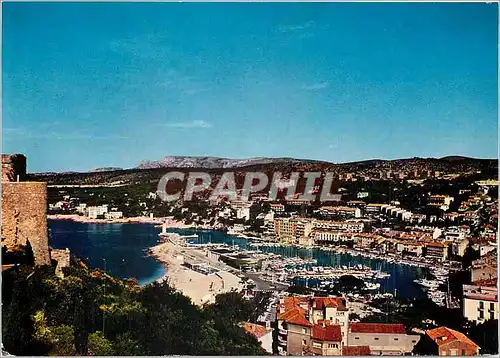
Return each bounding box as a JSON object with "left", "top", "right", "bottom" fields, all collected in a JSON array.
[
  {"left": 279, "top": 328, "right": 288, "bottom": 335},
  {"left": 278, "top": 337, "right": 287, "bottom": 346}
]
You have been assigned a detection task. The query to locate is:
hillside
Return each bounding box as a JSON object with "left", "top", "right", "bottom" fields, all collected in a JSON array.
[
  {"left": 27, "top": 156, "right": 497, "bottom": 186},
  {"left": 136, "top": 156, "right": 327, "bottom": 169}
]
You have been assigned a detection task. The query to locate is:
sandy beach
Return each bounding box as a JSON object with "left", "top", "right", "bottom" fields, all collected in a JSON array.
[
  {"left": 47, "top": 214, "right": 190, "bottom": 227},
  {"left": 149, "top": 239, "right": 244, "bottom": 306}
]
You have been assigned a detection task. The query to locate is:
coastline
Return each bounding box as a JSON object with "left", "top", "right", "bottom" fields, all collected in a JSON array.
[{"left": 48, "top": 214, "right": 190, "bottom": 227}]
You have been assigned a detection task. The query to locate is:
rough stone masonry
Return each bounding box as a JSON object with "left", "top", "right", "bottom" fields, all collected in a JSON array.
[{"left": 1, "top": 154, "right": 51, "bottom": 265}]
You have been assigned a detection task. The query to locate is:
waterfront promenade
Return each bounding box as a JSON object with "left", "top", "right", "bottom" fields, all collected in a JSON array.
[{"left": 149, "top": 236, "right": 244, "bottom": 305}]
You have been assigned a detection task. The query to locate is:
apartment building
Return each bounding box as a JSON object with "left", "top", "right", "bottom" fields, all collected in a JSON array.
[
  {"left": 317, "top": 206, "right": 362, "bottom": 219},
  {"left": 352, "top": 233, "right": 384, "bottom": 249},
  {"left": 274, "top": 218, "right": 365, "bottom": 242},
  {"left": 270, "top": 203, "right": 285, "bottom": 213},
  {"left": 295, "top": 219, "right": 315, "bottom": 238},
  {"left": 308, "top": 325, "right": 342, "bottom": 356},
  {"left": 470, "top": 254, "right": 497, "bottom": 281},
  {"left": 277, "top": 296, "right": 347, "bottom": 356},
  {"left": 365, "top": 203, "right": 385, "bottom": 213},
  {"left": 307, "top": 297, "right": 349, "bottom": 343},
  {"left": 396, "top": 241, "right": 424, "bottom": 256},
  {"left": 428, "top": 195, "right": 454, "bottom": 211},
  {"left": 274, "top": 218, "right": 298, "bottom": 242},
  {"left": 87, "top": 204, "right": 108, "bottom": 219},
  {"left": 463, "top": 284, "right": 498, "bottom": 323},
  {"left": 312, "top": 230, "right": 353, "bottom": 244},
  {"left": 104, "top": 211, "right": 123, "bottom": 219},
  {"left": 277, "top": 296, "right": 419, "bottom": 356},
  {"left": 347, "top": 323, "right": 420, "bottom": 355},
  {"left": 313, "top": 220, "right": 365, "bottom": 233},
  {"left": 424, "top": 242, "right": 449, "bottom": 261}
]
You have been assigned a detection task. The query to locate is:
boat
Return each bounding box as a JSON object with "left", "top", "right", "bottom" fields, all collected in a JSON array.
[{"left": 365, "top": 282, "right": 381, "bottom": 291}]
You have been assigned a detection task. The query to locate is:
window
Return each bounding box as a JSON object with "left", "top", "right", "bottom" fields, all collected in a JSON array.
[
  {"left": 394, "top": 338, "right": 399, "bottom": 341},
  {"left": 479, "top": 310, "right": 484, "bottom": 319},
  {"left": 490, "top": 302, "right": 495, "bottom": 311},
  {"left": 328, "top": 344, "right": 338, "bottom": 349},
  {"left": 490, "top": 311, "right": 495, "bottom": 320},
  {"left": 479, "top": 302, "right": 484, "bottom": 309},
  {"left": 412, "top": 340, "right": 417, "bottom": 343},
  {"left": 313, "top": 342, "right": 321, "bottom": 349},
  {"left": 330, "top": 317, "right": 333, "bottom": 321},
  {"left": 302, "top": 340, "right": 307, "bottom": 346},
  {"left": 302, "top": 328, "right": 306, "bottom": 334},
  {"left": 355, "top": 337, "right": 360, "bottom": 340},
  {"left": 374, "top": 338, "right": 379, "bottom": 341},
  {"left": 450, "top": 349, "right": 458, "bottom": 356}
]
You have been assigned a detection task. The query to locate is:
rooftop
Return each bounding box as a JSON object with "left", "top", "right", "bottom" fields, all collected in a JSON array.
[
  {"left": 312, "top": 324, "right": 342, "bottom": 342},
  {"left": 242, "top": 322, "right": 272, "bottom": 339},
  {"left": 349, "top": 323, "right": 406, "bottom": 334},
  {"left": 426, "top": 327, "right": 479, "bottom": 348},
  {"left": 343, "top": 346, "right": 372, "bottom": 356}
]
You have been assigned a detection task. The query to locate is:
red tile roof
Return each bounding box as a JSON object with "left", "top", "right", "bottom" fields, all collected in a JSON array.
[
  {"left": 312, "top": 297, "right": 347, "bottom": 311},
  {"left": 350, "top": 323, "right": 406, "bottom": 334},
  {"left": 286, "top": 313, "right": 313, "bottom": 327},
  {"left": 343, "top": 346, "right": 372, "bottom": 356},
  {"left": 278, "top": 307, "right": 307, "bottom": 321},
  {"left": 280, "top": 296, "right": 309, "bottom": 312},
  {"left": 426, "top": 327, "right": 479, "bottom": 348},
  {"left": 471, "top": 278, "right": 497, "bottom": 287},
  {"left": 425, "top": 242, "right": 446, "bottom": 248},
  {"left": 242, "top": 322, "right": 272, "bottom": 339},
  {"left": 312, "top": 324, "right": 342, "bottom": 342}
]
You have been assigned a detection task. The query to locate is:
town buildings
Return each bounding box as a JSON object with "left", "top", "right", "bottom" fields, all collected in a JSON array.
[
  {"left": 276, "top": 296, "right": 420, "bottom": 356},
  {"left": 274, "top": 218, "right": 365, "bottom": 244},
  {"left": 417, "top": 326, "right": 480, "bottom": 356},
  {"left": 462, "top": 284, "right": 498, "bottom": 324},
  {"left": 105, "top": 211, "right": 123, "bottom": 219},
  {"left": 347, "top": 323, "right": 420, "bottom": 355},
  {"left": 87, "top": 204, "right": 109, "bottom": 219},
  {"left": 242, "top": 322, "right": 273, "bottom": 353},
  {"left": 428, "top": 195, "right": 455, "bottom": 211},
  {"left": 470, "top": 254, "right": 497, "bottom": 282}
]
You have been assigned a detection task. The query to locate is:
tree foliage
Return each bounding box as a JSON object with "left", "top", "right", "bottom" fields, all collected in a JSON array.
[{"left": 2, "top": 263, "right": 267, "bottom": 356}]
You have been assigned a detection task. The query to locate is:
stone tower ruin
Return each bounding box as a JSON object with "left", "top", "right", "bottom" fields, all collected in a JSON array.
[{"left": 1, "top": 154, "right": 51, "bottom": 265}]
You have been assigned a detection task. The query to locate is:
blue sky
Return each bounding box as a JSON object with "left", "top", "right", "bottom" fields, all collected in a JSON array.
[{"left": 3, "top": 2, "right": 498, "bottom": 172}]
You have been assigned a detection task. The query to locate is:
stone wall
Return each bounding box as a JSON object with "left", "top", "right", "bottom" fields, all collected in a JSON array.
[
  {"left": 2, "top": 154, "right": 27, "bottom": 182},
  {"left": 1, "top": 182, "right": 51, "bottom": 265},
  {"left": 51, "top": 248, "right": 71, "bottom": 277}
]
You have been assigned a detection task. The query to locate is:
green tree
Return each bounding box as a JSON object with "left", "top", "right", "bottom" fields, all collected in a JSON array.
[
  {"left": 113, "top": 333, "right": 144, "bottom": 356},
  {"left": 88, "top": 331, "right": 115, "bottom": 356}
]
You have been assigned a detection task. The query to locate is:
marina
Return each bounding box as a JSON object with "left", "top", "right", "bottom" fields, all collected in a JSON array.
[
  {"left": 49, "top": 221, "right": 432, "bottom": 299},
  {"left": 171, "top": 228, "right": 430, "bottom": 299}
]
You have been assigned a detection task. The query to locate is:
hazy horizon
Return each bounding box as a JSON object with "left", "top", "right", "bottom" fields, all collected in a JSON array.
[{"left": 3, "top": 2, "right": 498, "bottom": 172}]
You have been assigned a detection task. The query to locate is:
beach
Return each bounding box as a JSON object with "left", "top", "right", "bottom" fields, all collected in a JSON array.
[
  {"left": 149, "top": 238, "right": 244, "bottom": 306},
  {"left": 47, "top": 214, "right": 190, "bottom": 227}
]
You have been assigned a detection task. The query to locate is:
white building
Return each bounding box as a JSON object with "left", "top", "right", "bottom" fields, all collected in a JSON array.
[
  {"left": 87, "top": 205, "right": 108, "bottom": 219},
  {"left": 463, "top": 284, "right": 498, "bottom": 324},
  {"left": 236, "top": 206, "right": 251, "bottom": 221},
  {"left": 75, "top": 203, "right": 87, "bottom": 214},
  {"left": 357, "top": 191, "right": 369, "bottom": 199},
  {"left": 242, "top": 322, "right": 273, "bottom": 354},
  {"left": 105, "top": 211, "right": 123, "bottom": 219}
]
